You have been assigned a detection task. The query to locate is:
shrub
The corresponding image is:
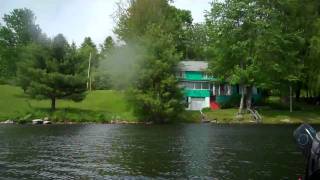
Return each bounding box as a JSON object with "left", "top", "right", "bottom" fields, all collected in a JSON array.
[
  {"left": 95, "top": 113, "right": 111, "bottom": 123},
  {"left": 267, "top": 102, "right": 302, "bottom": 111},
  {"left": 219, "top": 95, "right": 241, "bottom": 109},
  {"left": 94, "top": 72, "right": 112, "bottom": 90},
  {"left": 202, "top": 107, "right": 212, "bottom": 112}
]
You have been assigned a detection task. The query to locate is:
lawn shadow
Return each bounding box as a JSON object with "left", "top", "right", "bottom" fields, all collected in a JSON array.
[{"left": 261, "top": 109, "right": 320, "bottom": 123}]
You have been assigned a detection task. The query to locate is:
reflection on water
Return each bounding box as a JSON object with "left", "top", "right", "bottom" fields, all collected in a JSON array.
[{"left": 0, "top": 124, "right": 305, "bottom": 179}]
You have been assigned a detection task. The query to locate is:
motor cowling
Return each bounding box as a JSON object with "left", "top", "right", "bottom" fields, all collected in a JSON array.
[{"left": 294, "top": 124, "right": 320, "bottom": 180}]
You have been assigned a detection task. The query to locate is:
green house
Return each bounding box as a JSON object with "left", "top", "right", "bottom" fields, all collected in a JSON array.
[{"left": 178, "top": 61, "right": 261, "bottom": 110}]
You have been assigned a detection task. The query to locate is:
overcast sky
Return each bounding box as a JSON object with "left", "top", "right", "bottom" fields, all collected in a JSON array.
[{"left": 0, "top": 0, "right": 212, "bottom": 46}]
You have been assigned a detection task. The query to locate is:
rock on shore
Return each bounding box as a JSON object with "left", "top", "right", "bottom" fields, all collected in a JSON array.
[{"left": 1, "top": 120, "right": 15, "bottom": 124}]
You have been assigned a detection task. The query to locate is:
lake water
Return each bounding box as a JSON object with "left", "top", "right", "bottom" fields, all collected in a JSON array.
[{"left": 0, "top": 124, "right": 307, "bottom": 179}]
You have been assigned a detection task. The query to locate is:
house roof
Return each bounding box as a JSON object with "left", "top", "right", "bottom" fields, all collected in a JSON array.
[{"left": 178, "top": 61, "right": 208, "bottom": 71}]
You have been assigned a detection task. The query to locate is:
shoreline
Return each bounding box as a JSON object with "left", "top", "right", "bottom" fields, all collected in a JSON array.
[
  {"left": 0, "top": 118, "right": 313, "bottom": 125},
  {"left": 1, "top": 85, "right": 320, "bottom": 126}
]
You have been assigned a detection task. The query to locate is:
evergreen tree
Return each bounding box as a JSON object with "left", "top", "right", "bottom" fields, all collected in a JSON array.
[
  {"left": 79, "top": 37, "right": 99, "bottom": 90},
  {"left": 128, "top": 25, "right": 184, "bottom": 123},
  {"left": 115, "top": 0, "right": 186, "bottom": 122},
  {"left": 17, "top": 34, "right": 87, "bottom": 111},
  {"left": 95, "top": 36, "right": 116, "bottom": 90},
  {"left": 100, "top": 36, "right": 115, "bottom": 54}
]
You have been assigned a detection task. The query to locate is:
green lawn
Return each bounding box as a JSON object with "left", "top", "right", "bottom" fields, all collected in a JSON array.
[
  {"left": 187, "top": 102, "right": 320, "bottom": 124},
  {"left": 0, "top": 85, "right": 136, "bottom": 122},
  {"left": 1, "top": 84, "right": 320, "bottom": 124}
]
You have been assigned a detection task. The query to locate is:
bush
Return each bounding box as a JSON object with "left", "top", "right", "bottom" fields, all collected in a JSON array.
[
  {"left": 0, "top": 77, "right": 17, "bottom": 86},
  {"left": 219, "top": 95, "right": 241, "bottom": 109},
  {"left": 94, "top": 72, "right": 112, "bottom": 90},
  {"left": 0, "top": 78, "right": 6, "bottom": 85},
  {"left": 267, "top": 102, "right": 302, "bottom": 111},
  {"left": 95, "top": 113, "right": 111, "bottom": 123},
  {"left": 202, "top": 107, "right": 212, "bottom": 112},
  {"left": 14, "top": 110, "right": 48, "bottom": 124}
]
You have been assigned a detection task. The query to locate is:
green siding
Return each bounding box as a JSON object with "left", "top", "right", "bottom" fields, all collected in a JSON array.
[
  {"left": 184, "top": 71, "right": 216, "bottom": 81},
  {"left": 216, "top": 94, "right": 262, "bottom": 105},
  {"left": 184, "top": 89, "right": 210, "bottom": 97},
  {"left": 216, "top": 95, "right": 232, "bottom": 104},
  {"left": 253, "top": 94, "right": 262, "bottom": 103},
  {"left": 231, "top": 86, "right": 238, "bottom": 95},
  {"left": 185, "top": 71, "right": 203, "bottom": 81}
]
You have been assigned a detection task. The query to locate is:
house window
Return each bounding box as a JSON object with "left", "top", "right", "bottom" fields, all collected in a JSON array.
[
  {"left": 183, "top": 82, "right": 211, "bottom": 90},
  {"left": 195, "top": 82, "right": 202, "bottom": 90},
  {"left": 201, "top": 83, "right": 210, "bottom": 90},
  {"left": 186, "top": 82, "right": 194, "bottom": 89},
  {"left": 252, "top": 87, "right": 258, "bottom": 95},
  {"left": 216, "top": 84, "right": 232, "bottom": 96}
]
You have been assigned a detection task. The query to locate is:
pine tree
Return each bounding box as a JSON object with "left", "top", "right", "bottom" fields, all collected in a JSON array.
[
  {"left": 115, "top": 0, "right": 187, "bottom": 122},
  {"left": 17, "top": 34, "right": 87, "bottom": 111},
  {"left": 128, "top": 25, "right": 184, "bottom": 123}
]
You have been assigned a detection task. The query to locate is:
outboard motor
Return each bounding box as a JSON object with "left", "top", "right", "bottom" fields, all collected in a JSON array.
[{"left": 294, "top": 124, "right": 320, "bottom": 180}]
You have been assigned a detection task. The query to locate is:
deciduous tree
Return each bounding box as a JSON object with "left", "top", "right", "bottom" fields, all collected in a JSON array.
[{"left": 205, "top": 0, "right": 302, "bottom": 113}]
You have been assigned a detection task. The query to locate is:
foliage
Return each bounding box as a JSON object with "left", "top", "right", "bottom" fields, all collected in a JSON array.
[
  {"left": 126, "top": 26, "right": 184, "bottom": 123},
  {"left": 78, "top": 37, "right": 99, "bottom": 90},
  {"left": 115, "top": 0, "right": 187, "bottom": 123},
  {"left": 0, "top": 8, "right": 43, "bottom": 79},
  {"left": 184, "top": 23, "right": 209, "bottom": 59},
  {"left": 100, "top": 36, "right": 115, "bottom": 54},
  {"left": 219, "top": 95, "right": 242, "bottom": 109},
  {"left": 17, "top": 34, "right": 87, "bottom": 111},
  {"left": 305, "top": 18, "right": 320, "bottom": 96},
  {"left": 79, "top": 37, "right": 98, "bottom": 68},
  {"left": 94, "top": 36, "right": 116, "bottom": 90},
  {"left": 205, "top": 0, "right": 303, "bottom": 112},
  {"left": 94, "top": 71, "right": 112, "bottom": 90},
  {"left": 114, "top": 0, "right": 192, "bottom": 57},
  {"left": 2, "top": 2, "right": 320, "bottom": 120}
]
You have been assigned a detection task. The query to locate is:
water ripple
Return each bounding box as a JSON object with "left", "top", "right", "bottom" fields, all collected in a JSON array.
[{"left": 0, "top": 124, "right": 306, "bottom": 179}]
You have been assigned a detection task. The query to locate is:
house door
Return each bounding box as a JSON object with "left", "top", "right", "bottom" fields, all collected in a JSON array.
[{"left": 190, "top": 98, "right": 205, "bottom": 110}]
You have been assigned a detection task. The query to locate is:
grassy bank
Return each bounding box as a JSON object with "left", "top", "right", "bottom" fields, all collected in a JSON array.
[
  {"left": 186, "top": 101, "right": 320, "bottom": 124},
  {"left": 1, "top": 85, "right": 320, "bottom": 124},
  {"left": 0, "top": 85, "right": 136, "bottom": 123}
]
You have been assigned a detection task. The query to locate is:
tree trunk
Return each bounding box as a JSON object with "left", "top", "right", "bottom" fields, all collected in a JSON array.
[
  {"left": 290, "top": 85, "right": 293, "bottom": 113},
  {"left": 246, "top": 86, "right": 252, "bottom": 111},
  {"left": 51, "top": 97, "right": 56, "bottom": 111},
  {"left": 238, "top": 85, "right": 245, "bottom": 114},
  {"left": 295, "top": 82, "right": 301, "bottom": 102}
]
